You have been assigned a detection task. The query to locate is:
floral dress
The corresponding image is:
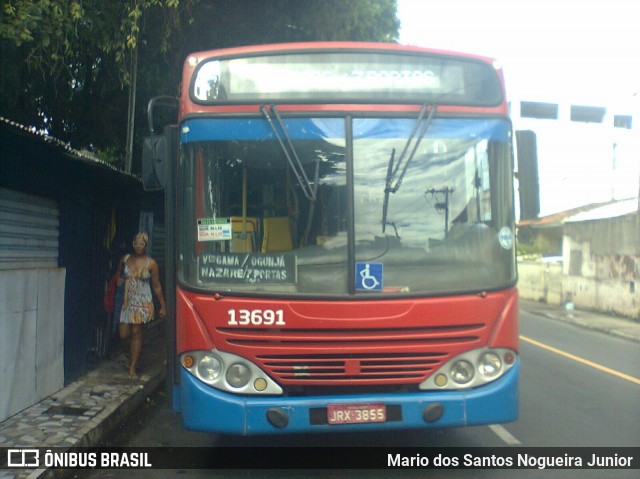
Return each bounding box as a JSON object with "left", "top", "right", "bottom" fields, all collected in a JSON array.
[{"left": 119, "top": 256, "right": 154, "bottom": 324}]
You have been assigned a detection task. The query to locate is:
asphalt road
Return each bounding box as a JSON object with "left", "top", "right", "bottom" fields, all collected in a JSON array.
[{"left": 79, "top": 305, "right": 640, "bottom": 478}]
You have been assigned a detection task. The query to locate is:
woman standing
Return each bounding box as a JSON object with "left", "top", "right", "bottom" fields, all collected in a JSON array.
[{"left": 118, "top": 232, "right": 166, "bottom": 379}]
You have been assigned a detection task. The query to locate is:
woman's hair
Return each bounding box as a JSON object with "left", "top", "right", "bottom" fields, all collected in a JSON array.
[{"left": 133, "top": 232, "right": 149, "bottom": 246}]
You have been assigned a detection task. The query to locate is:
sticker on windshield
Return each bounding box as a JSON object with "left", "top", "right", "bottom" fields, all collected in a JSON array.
[
  {"left": 197, "top": 218, "right": 232, "bottom": 242},
  {"left": 498, "top": 227, "right": 514, "bottom": 250},
  {"left": 355, "top": 262, "right": 383, "bottom": 292}
]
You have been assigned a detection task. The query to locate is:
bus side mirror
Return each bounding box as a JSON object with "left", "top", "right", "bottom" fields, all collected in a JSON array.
[
  {"left": 514, "top": 130, "right": 540, "bottom": 220},
  {"left": 142, "top": 125, "right": 179, "bottom": 191},
  {"left": 142, "top": 135, "right": 167, "bottom": 191},
  {"left": 142, "top": 96, "right": 179, "bottom": 191}
]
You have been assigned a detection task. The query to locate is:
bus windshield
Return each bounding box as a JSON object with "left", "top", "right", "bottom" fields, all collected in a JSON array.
[{"left": 177, "top": 116, "right": 515, "bottom": 296}]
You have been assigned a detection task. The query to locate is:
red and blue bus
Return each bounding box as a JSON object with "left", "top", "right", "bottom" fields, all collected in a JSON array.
[{"left": 143, "top": 42, "right": 518, "bottom": 435}]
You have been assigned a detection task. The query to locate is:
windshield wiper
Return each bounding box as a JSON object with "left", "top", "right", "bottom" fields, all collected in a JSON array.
[
  {"left": 260, "top": 104, "right": 317, "bottom": 202},
  {"left": 382, "top": 103, "right": 436, "bottom": 233}
]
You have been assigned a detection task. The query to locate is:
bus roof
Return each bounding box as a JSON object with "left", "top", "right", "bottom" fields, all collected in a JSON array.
[{"left": 183, "top": 42, "right": 501, "bottom": 65}]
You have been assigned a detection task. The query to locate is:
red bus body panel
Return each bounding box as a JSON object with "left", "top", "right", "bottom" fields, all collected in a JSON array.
[{"left": 177, "top": 288, "right": 518, "bottom": 388}]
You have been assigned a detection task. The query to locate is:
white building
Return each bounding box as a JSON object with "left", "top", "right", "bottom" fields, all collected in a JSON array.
[{"left": 511, "top": 94, "right": 639, "bottom": 219}]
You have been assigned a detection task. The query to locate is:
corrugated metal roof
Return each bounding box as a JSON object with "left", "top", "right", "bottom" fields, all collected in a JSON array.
[
  {"left": 517, "top": 201, "right": 615, "bottom": 228},
  {"left": 0, "top": 116, "right": 139, "bottom": 180},
  {"left": 518, "top": 198, "right": 639, "bottom": 228},
  {"left": 565, "top": 197, "right": 638, "bottom": 223}
]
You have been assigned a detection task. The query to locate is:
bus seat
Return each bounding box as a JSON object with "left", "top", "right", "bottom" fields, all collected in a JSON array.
[
  {"left": 261, "top": 217, "right": 293, "bottom": 252},
  {"left": 231, "top": 217, "right": 257, "bottom": 252}
]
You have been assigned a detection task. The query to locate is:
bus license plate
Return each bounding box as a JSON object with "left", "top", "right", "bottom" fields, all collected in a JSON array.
[{"left": 327, "top": 403, "right": 386, "bottom": 425}]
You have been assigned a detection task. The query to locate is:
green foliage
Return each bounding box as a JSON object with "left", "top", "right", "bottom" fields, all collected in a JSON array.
[
  {"left": 0, "top": 0, "right": 187, "bottom": 158},
  {"left": 1, "top": 1, "right": 83, "bottom": 48},
  {"left": 0, "top": 0, "right": 400, "bottom": 172},
  {"left": 516, "top": 242, "right": 543, "bottom": 258},
  {"left": 0, "top": 0, "right": 181, "bottom": 80},
  {"left": 95, "top": 145, "right": 125, "bottom": 169},
  {"left": 516, "top": 233, "right": 556, "bottom": 258}
]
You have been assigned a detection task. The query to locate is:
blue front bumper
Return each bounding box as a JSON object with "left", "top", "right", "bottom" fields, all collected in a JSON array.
[{"left": 178, "top": 360, "right": 519, "bottom": 435}]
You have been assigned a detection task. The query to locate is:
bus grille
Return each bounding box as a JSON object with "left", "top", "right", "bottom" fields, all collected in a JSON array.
[{"left": 216, "top": 323, "right": 484, "bottom": 385}]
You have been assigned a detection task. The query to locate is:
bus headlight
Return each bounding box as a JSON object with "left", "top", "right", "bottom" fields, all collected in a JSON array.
[
  {"left": 226, "top": 363, "right": 251, "bottom": 388},
  {"left": 181, "top": 350, "right": 283, "bottom": 395},
  {"left": 478, "top": 352, "right": 502, "bottom": 378},
  {"left": 197, "top": 354, "right": 223, "bottom": 381},
  {"left": 450, "top": 360, "right": 474, "bottom": 385},
  {"left": 419, "top": 347, "right": 517, "bottom": 390}
]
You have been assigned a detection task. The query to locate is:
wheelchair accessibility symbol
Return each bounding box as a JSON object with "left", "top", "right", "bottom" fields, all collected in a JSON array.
[{"left": 355, "top": 262, "right": 383, "bottom": 291}]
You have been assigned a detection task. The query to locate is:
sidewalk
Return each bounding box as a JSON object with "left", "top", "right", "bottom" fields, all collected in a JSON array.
[
  {"left": 0, "top": 323, "right": 166, "bottom": 479},
  {"left": 1, "top": 302, "right": 639, "bottom": 478},
  {"left": 520, "top": 299, "right": 640, "bottom": 343}
]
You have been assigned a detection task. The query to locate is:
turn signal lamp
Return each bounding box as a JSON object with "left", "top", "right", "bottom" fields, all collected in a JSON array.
[
  {"left": 504, "top": 351, "right": 515, "bottom": 365},
  {"left": 182, "top": 355, "right": 194, "bottom": 368}
]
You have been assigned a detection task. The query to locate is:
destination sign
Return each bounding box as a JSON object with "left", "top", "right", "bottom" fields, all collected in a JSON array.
[
  {"left": 198, "top": 253, "right": 297, "bottom": 284},
  {"left": 191, "top": 51, "right": 502, "bottom": 106}
]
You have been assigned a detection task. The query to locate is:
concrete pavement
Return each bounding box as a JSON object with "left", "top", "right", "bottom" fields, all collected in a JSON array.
[{"left": 1, "top": 301, "right": 639, "bottom": 478}]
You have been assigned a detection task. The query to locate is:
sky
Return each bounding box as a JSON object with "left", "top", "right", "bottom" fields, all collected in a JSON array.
[{"left": 397, "top": 0, "right": 640, "bottom": 108}]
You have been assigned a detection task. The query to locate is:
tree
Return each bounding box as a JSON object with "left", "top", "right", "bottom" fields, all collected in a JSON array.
[
  {"left": 0, "top": 0, "right": 399, "bottom": 171},
  {"left": 0, "top": 0, "right": 186, "bottom": 165}
]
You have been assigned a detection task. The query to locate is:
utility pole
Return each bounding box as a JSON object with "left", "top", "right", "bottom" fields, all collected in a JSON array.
[
  {"left": 426, "top": 187, "right": 455, "bottom": 235},
  {"left": 125, "top": 41, "right": 139, "bottom": 174}
]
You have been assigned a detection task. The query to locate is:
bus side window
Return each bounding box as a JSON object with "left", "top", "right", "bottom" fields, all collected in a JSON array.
[{"left": 261, "top": 217, "right": 293, "bottom": 252}]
